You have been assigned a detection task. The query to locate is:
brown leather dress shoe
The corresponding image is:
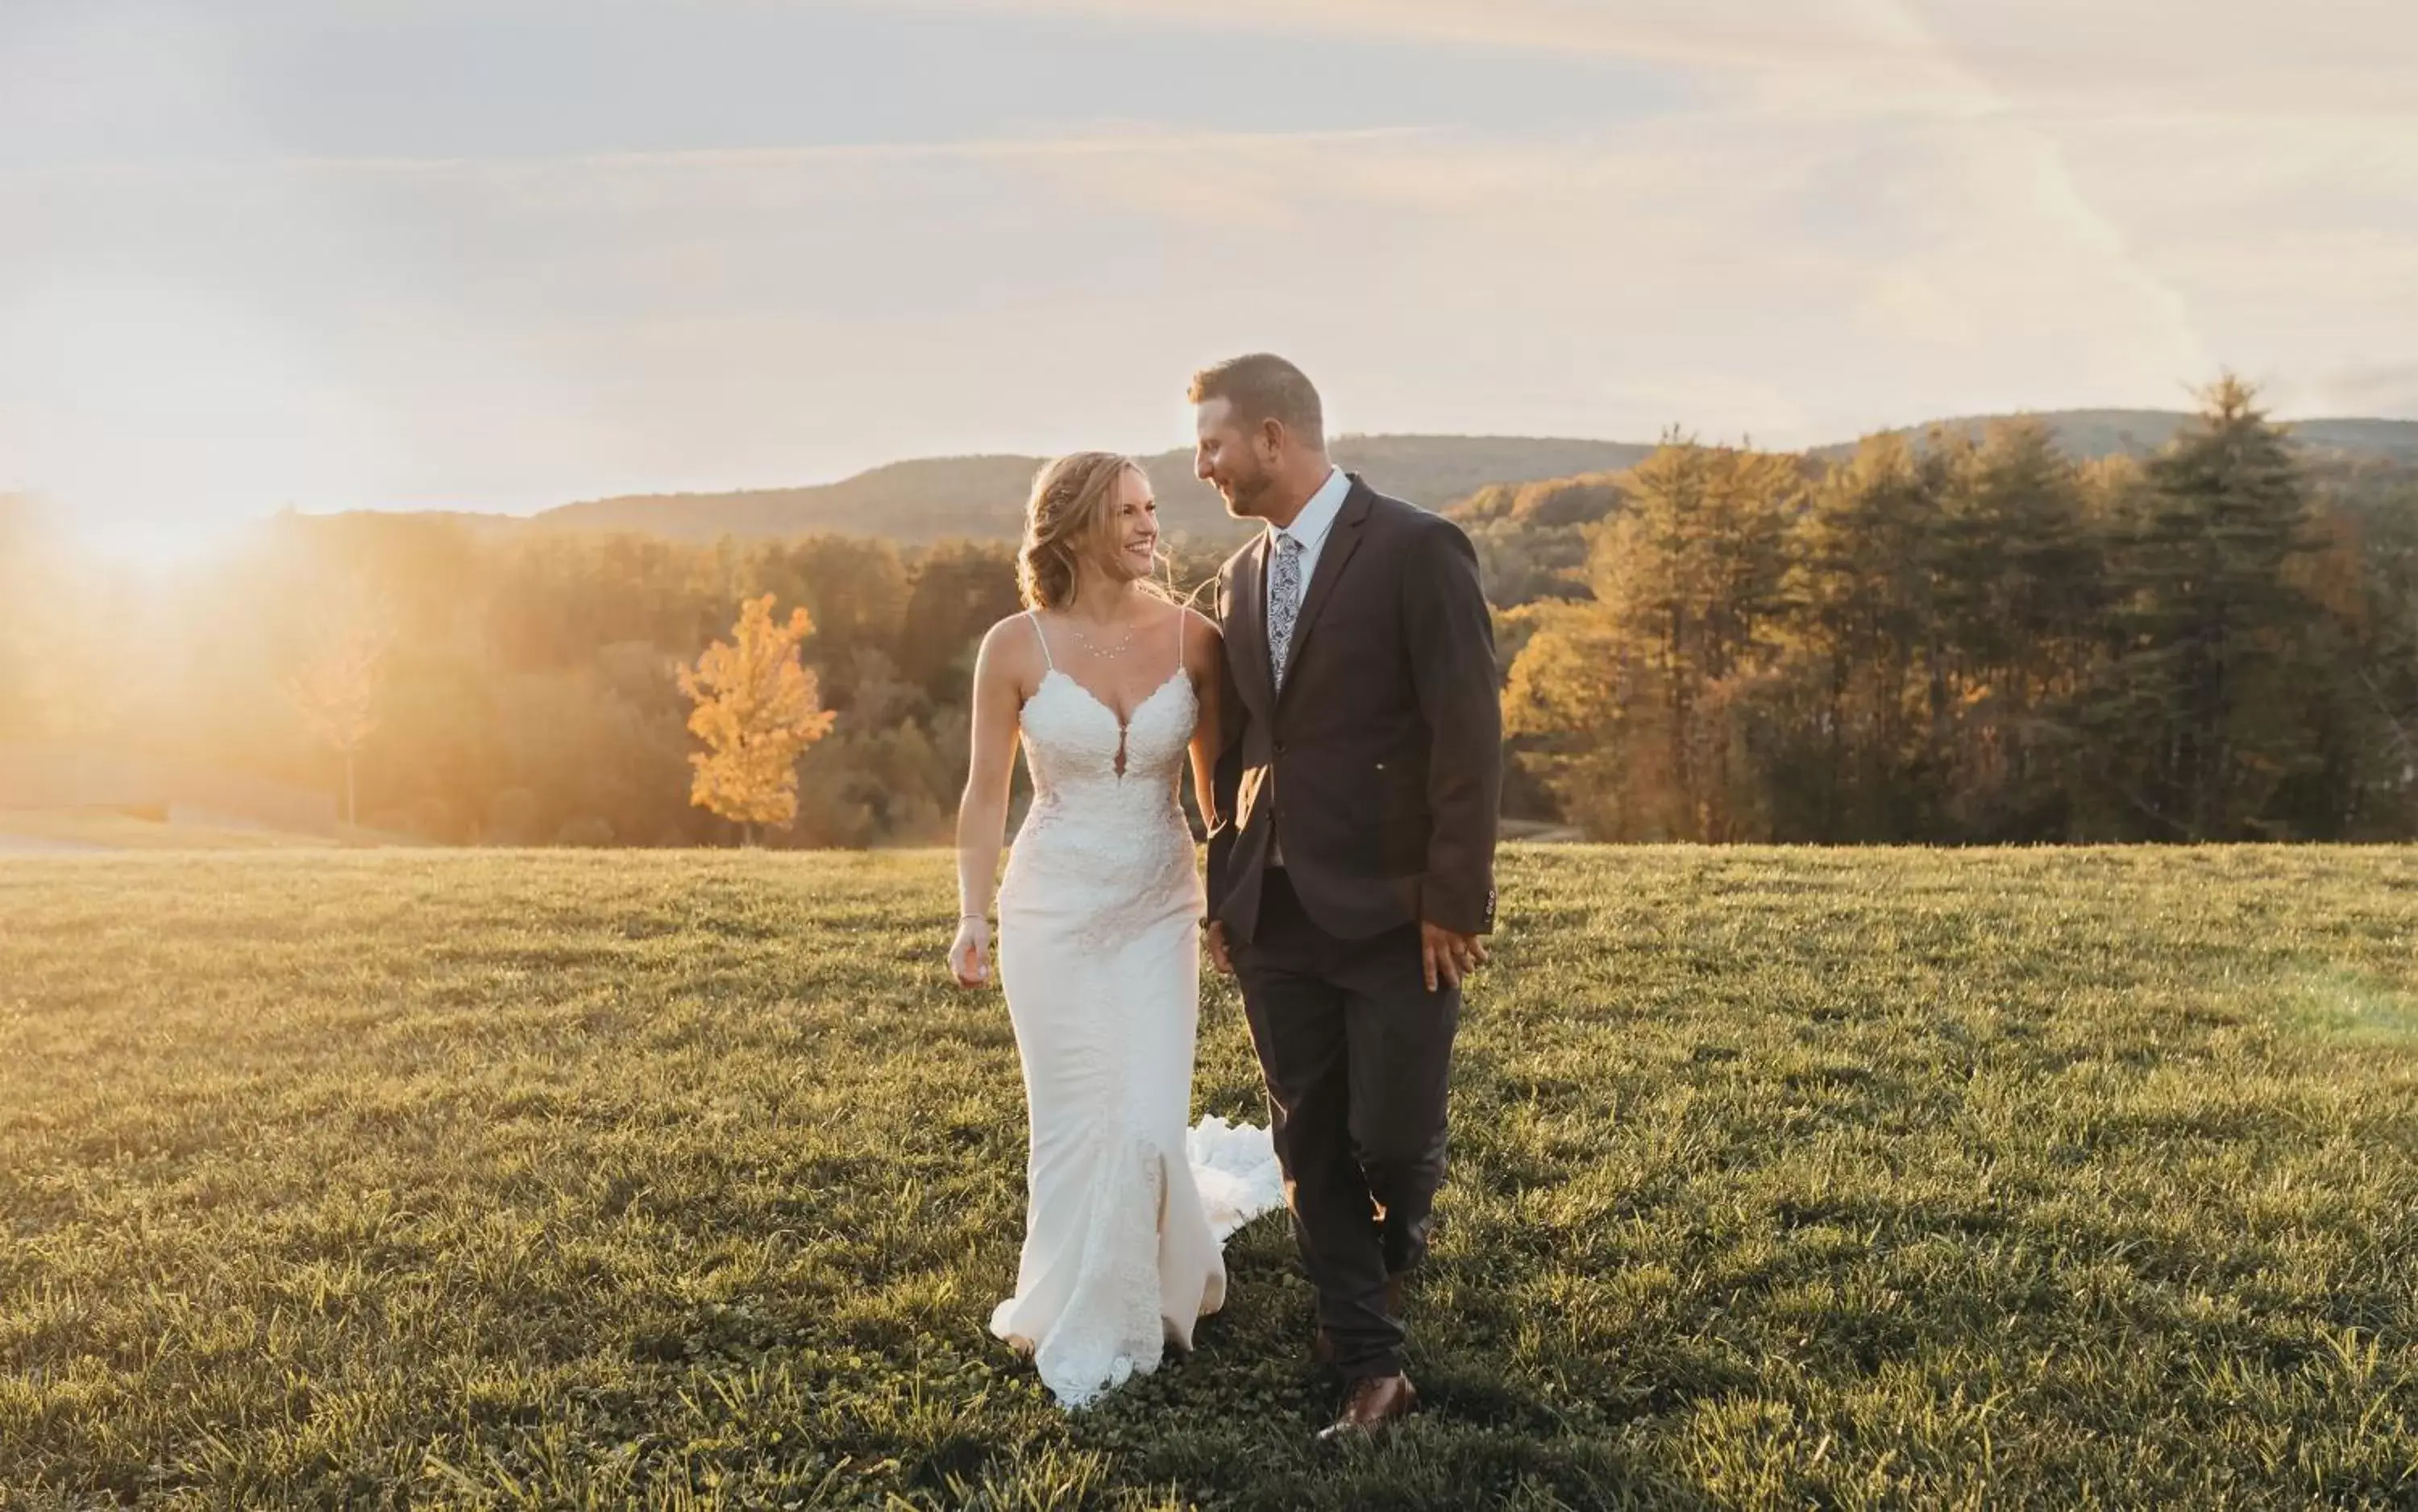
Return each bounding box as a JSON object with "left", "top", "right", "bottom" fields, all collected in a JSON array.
[
  {"left": 1312, "top": 1275, "right": 1406, "bottom": 1365},
  {"left": 1318, "top": 1373, "right": 1419, "bottom": 1442}
]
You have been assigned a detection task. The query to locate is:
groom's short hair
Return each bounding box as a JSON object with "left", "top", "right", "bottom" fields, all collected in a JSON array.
[{"left": 1188, "top": 354, "right": 1325, "bottom": 451}]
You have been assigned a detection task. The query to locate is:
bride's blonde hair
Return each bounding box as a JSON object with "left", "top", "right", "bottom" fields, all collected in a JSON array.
[{"left": 1018, "top": 452, "right": 1169, "bottom": 610}]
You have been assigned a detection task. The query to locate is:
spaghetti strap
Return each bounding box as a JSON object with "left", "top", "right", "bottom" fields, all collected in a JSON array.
[
  {"left": 1027, "top": 609, "right": 1055, "bottom": 672},
  {"left": 1176, "top": 607, "right": 1186, "bottom": 676}
]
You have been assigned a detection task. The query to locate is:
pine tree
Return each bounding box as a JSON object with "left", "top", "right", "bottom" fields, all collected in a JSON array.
[
  {"left": 2290, "top": 469, "right": 2418, "bottom": 836},
  {"left": 1930, "top": 421, "right": 2109, "bottom": 837},
  {"left": 1778, "top": 433, "right": 1955, "bottom": 839},
  {"left": 679, "top": 594, "right": 837, "bottom": 845},
  {"left": 2085, "top": 376, "right": 2320, "bottom": 838}
]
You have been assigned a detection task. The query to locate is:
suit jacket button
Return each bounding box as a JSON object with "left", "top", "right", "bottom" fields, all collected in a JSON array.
[{"left": 1274, "top": 740, "right": 1286, "bottom": 754}]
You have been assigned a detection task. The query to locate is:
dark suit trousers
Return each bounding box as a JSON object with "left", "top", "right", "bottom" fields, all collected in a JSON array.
[{"left": 1234, "top": 869, "right": 1458, "bottom": 1381}]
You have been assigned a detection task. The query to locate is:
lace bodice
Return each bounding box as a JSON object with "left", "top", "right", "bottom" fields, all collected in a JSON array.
[
  {"left": 999, "top": 617, "right": 1203, "bottom": 936},
  {"left": 1024, "top": 669, "right": 1192, "bottom": 804}
]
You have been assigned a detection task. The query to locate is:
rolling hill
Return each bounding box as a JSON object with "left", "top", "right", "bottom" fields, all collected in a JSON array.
[
  {"left": 386, "top": 413, "right": 2418, "bottom": 547},
  {"left": 532, "top": 434, "right": 1656, "bottom": 546}
]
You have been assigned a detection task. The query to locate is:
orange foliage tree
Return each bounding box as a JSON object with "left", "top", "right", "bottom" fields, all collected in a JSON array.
[
  {"left": 678, "top": 593, "right": 837, "bottom": 844},
  {"left": 286, "top": 585, "right": 394, "bottom": 828}
]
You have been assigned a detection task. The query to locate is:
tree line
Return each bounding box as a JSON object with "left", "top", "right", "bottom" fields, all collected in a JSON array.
[
  {"left": 0, "top": 499, "right": 1253, "bottom": 846},
  {"left": 1501, "top": 379, "right": 2418, "bottom": 841},
  {"left": 0, "top": 514, "right": 958, "bottom": 845},
  {"left": 1, "top": 377, "right": 2410, "bottom": 846}
]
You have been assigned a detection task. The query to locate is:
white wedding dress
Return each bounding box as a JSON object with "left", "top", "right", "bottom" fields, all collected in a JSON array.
[{"left": 990, "top": 610, "right": 1284, "bottom": 1409}]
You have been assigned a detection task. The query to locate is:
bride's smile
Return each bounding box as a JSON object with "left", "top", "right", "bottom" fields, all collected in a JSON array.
[{"left": 1108, "top": 480, "right": 1161, "bottom": 579}]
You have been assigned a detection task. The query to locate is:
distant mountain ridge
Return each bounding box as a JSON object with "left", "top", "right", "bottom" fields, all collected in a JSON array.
[
  {"left": 1814, "top": 409, "right": 2418, "bottom": 465},
  {"left": 533, "top": 435, "right": 1655, "bottom": 546},
  {"left": 476, "top": 411, "right": 2418, "bottom": 546}
]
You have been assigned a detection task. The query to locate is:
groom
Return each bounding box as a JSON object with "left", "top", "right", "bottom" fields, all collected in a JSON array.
[{"left": 1192, "top": 354, "right": 1502, "bottom": 1441}]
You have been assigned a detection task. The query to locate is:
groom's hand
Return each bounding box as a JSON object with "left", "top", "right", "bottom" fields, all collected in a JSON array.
[
  {"left": 1204, "top": 920, "right": 1234, "bottom": 978},
  {"left": 1421, "top": 922, "right": 1488, "bottom": 992}
]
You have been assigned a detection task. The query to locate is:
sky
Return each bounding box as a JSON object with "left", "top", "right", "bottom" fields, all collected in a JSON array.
[{"left": 4, "top": 0, "right": 2415, "bottom": 554}]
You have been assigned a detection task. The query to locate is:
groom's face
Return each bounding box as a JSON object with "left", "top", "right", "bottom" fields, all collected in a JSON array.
[{"left": 1193, "top": 398, "right": 1276, "bottom": 519}]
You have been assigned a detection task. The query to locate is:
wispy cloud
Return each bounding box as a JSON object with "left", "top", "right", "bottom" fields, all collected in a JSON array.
[{"left": 5, "top": 0, "right": 2409, "bottom": 526}]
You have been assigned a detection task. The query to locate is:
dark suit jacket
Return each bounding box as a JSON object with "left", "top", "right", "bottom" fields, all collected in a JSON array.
[{"left": 1207, "top": 475, "right": 1502, "bottom": 944}]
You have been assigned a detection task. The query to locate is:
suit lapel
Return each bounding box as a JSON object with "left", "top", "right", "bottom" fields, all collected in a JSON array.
[
  {"left": 1276, "top": 477, "right": 1375, "bottom": 700},
  {"left": 1231, "top": 532, "right": 1276, "bottom": 718}
]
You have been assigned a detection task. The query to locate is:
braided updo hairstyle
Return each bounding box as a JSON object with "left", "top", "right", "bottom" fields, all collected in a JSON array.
[{"left": 1017, "top": 451, "right": 1165, "bottom": 611}]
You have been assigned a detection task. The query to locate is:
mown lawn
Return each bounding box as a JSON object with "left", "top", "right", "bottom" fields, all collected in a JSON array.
[{"left": 2, "top": 846, "right": 2415, "bottom": 1510}]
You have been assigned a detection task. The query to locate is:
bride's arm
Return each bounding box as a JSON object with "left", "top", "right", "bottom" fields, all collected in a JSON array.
[
  {"left": 949, "top": 620, "right": 1026, "bottom": 987},
  {"left": 1183, "top": 608, "right": 1228, "bottom": 833}
]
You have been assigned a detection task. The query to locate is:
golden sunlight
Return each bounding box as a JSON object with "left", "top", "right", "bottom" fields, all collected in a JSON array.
[{"left": 59, "top": 510, "right": 258, "bottom": 575}]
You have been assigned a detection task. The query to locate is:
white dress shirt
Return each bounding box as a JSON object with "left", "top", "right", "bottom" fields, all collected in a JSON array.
[{"left": 1265, "top": 466, "right": 1351, "bottom": 645}]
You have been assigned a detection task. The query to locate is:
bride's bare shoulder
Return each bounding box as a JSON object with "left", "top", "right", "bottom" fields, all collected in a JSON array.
[
  {"left": 1176, "top": 602, "right": 1224, "bottom": 664},
  {"left": 980, "top": 609, "right": 1038, "bottom": 647},
  {"left": 978, "top": 611, "right": 1048, "bottom": 682}
]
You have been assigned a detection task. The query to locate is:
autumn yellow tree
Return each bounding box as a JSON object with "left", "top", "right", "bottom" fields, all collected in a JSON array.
[
  {"left": 679, "top": 593, "right": 837, "bottom": 844},
  {"left": 286, "top": 584, "right": 395, "bottom": 829}
]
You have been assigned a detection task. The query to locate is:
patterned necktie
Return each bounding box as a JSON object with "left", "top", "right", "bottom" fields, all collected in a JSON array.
[{"left": 1268, "top": 532, "right": 1304, "bottom": 692}]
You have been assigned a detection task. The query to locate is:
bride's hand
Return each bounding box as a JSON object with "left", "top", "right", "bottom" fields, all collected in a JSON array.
[{"left": 948, "top": 917, "right": 992, "bottom": 988}]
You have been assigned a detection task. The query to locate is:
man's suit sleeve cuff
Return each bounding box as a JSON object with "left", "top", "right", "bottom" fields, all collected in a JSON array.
[{"left": 1423, "top": 880, "right": 1497, "bottom": 935}]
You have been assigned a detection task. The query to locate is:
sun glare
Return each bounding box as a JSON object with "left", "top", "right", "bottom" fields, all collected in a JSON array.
[{"left": 62, "top": 513, "right": 254, "bottom": 575}]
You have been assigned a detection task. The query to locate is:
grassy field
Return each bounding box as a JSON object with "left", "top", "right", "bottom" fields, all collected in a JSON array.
[
  {"left": 2, "top": 846, "right": 2415, "bottom": 1510},
  {"left": 0, "top": 812, "right": 418, "bottom": 854},
  {"left": 0, "top": 811, "right": 335, "bottom": 853}
]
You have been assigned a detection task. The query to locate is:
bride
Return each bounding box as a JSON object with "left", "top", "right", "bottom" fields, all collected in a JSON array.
[{"left": 947, "top": 451, "right": 1282, "bottom": 1409}]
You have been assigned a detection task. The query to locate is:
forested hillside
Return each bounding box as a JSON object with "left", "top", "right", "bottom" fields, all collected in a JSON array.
[
  {"left": 3, "top": 388, "right": 2411, "bottom": 849},
  {"left": 524, "top": 415, "right": 2418, "bottom": 546}
]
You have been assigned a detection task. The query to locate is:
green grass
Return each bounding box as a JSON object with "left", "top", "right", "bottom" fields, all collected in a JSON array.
[
  {"left": 0, "top": 812, "right": 338, "bottom": 852},
  {"left": 2, "top": 845, "right": 2416, "bottom": 1510}
]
